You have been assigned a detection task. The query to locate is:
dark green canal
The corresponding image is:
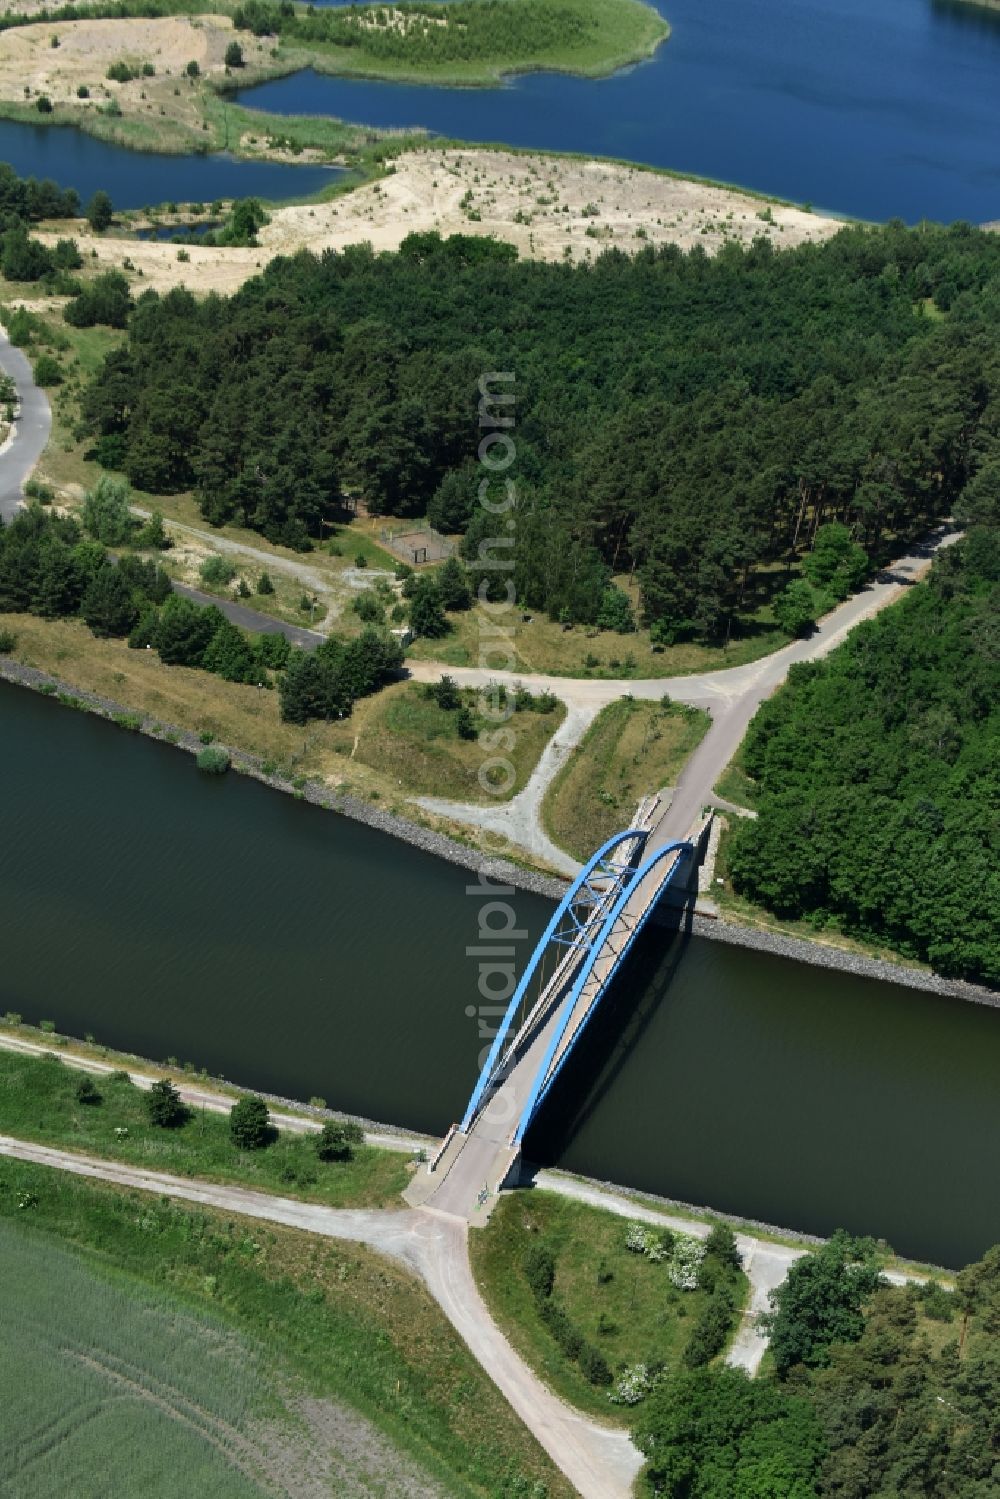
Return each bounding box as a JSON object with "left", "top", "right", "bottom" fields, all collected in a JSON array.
[{"left": 1, "top": 682, "right": 997, "bottom": 1267}]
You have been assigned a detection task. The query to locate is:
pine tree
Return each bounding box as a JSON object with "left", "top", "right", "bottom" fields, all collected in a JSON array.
[{"left": 81, "top": 562, "right": 139, "bottom": 638}]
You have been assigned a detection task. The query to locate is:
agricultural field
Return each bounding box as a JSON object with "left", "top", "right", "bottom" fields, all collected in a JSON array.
[
  {"left": 542, "top": 697, "right": 710, "bottom": 860},
  {"left": 1, "top": 1161, "right": 570, "bottom": 1497},
  {"left": 2, "top": 1217, "right": 433, "bottom": 1498}
]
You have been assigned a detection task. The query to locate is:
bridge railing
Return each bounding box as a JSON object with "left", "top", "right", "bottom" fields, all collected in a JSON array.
[
  {"left": 511, "top": 838, "right": 694, "bottom": 1147},
  {"left": 458, "top": 827, "right": 650, "bottom": 1135}
]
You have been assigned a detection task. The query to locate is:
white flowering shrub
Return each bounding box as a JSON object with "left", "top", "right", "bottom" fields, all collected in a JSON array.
[
  {"left": 668, "top": 1234, "right": 707, "bottom": 1290},
  {"left": 625, "top": 1222, "right": 650, "bottom": 1254},
  {"left": 608, "top": 1363, "right": 651, "bottom": 1406}
]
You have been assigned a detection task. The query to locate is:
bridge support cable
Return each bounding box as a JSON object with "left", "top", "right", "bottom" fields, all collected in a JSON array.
[
  {"left": 511, "top": 839, "right": 694, "bottom": 1147},
  {"left": 458, "top": 827, "right": 650, "bottom": 1134}
]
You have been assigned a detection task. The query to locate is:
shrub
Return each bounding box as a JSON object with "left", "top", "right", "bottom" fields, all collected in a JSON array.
[
  {"left": 76, "top": 84, "right": 89, "bottom": 98},
  {"left": 230, "top": 1094, "right": 271, "bottom": 1149},
  {"left": 705, "top": 1223, "right": 742, "bottom": 1273},
  {"left": 315, "top": 1119, "right": 363, "bottom": 1161},
  {"left": 579, "top": 1343, "right": 612, "bottom": 1386},
  {"left": 199, "top": 554, "right": 236, "bottom": 586},
  {"left": 186, "top": 60, "right": 200, "bottom": 77},
  {"left": 523, "top": 1245, "right": 556, "bottom": 1301},
  {"left": 33, "top": 353, "right": 62, "bottom": 387},
  {"left": 256, "top": 571, "right": 274, "bottom": 595},
  {"left": 106, "top": 61, "right": 135, "bottom": 83},
  {"left": 35, "top": 95, "right": 53, "bottom": 114},
  {"left": 74, "top": 1074, "right": 102, "bottom": 1105},
  {"left": 0, "top": 628, "right": 16, "bottom": 653},
  {"left": 609, "top": 1362, "right": 652, "bottom": 1405},
  {"left": 196, "top": 746, "right": 231, "bottom": 775},
  {"left": 225, "top": 41, "right": 245, "bottom": 67},
  {"left": 682, "top": 1287, "right": 738, "bottom": 1368},
  {"left": 145, "top": 1077, "right": 187, "bottom": 1128}
]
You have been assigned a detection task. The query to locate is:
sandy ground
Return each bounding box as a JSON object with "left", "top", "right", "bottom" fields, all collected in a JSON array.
[
  {"left": 0, "top": 14, "right": 270, "bottom": 107},
  {"left": 39, "top": 147, "right": 843, "bottom": 296}
]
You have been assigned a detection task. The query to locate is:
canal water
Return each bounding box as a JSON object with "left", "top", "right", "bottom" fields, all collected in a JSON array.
[
  {"left": 2, "top": 682, "right": 997, "bottom": 1267},
  {"left": 235, "top": 0, "right": 1000, "bottom": 224}
]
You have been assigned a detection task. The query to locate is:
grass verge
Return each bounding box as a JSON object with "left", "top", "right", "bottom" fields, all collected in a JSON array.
[
  {"left": 357, "top": 681, "right": 564, "bottom": 802},
  {"left": 0, "top": 1048, "right": 411, "bottom": 1208},
  {"left": 542, "top": 697, "right": 710, "bottom": 860},
  {"left": 0, "top": 1158, "right": 573, "bottom": 1497},
  {"left": 469, "top": 1190, "right": 747, "bottom": 1423}
]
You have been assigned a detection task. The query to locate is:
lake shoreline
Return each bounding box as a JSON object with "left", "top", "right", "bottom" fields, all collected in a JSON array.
[{"left": 3, "top": 657, "right": 996, "bottom": 1012}]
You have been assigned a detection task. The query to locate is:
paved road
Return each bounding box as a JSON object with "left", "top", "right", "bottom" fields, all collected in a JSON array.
[
  {"left": 410, "top": 525, "right": 960, "bottom": 854},
  {"left": 0, "top": 1135, "right": 641, "bottom": 1499},
  {"left": 0, "top": 327, "right": 51, "bottom": 524}
]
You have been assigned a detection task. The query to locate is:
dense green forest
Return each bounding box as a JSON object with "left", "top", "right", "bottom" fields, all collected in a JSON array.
[
  {"left": 728, "top": 526, "right": 999, "bottom": 984},
  {"left": 634, "top": 1233, "right": 1000, "bottom": 1498},
  {"left": 83, "top": 221, "right": 1000, "bottom": 640}
]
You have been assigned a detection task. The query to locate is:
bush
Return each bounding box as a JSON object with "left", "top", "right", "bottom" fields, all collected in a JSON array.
[
  {"left": 225, "top": 40, "right": 245, "bottom": 67},
  {"left": 579, "top": 1343, "right": 612, "bottom": 1386},
  {"left": 196, "top": 746, "right": 231, "bottom": 775},
  {"left": 0, "top": 628, "right": 17, "bottom": 653},
  {"left": 106, "top": 61, "right": 135, "bottom": 83},
  {"left": 230, "top": 1094, "right": 271, "bottom": 1150},
  {"left": 74, "top": 1074, "right": 102, "bottom": 1105},
  {"left": 77, "top": 84, "right": 89, "bottom": 98},
  {"left": 704, "top": 1223, "right": 742, "bottom": 1274},
  {"left": 256, "top": 571, "right": 274, "bottom": 595},
  {"left": 315, "top": 1120, "right": 363, "bottom": 1162},
  {"left": 35, "top": 95, "right": 53, "bottom": 114},
  {"left": 185, "top": 59, "right": 200, "bottom": 77},
  {"left": 199, "top": 554, "right": 236, "bottom": 586},
  {"left": 682, "top": 1287, "right": 738, "bottom": 1368},
  {"left": 33, "top": 353, "right": 62, "bottom": 387},
  {"left": 523, "top": 1245, "right": 556, "bottom": 1301},
  {"left": 145, "top": 1077, "right": 187, "bottom": 1128}
]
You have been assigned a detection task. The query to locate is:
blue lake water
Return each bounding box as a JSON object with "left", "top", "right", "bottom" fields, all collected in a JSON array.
[
  {"left": 236, "top": 0, "right": 1000, "bottom": 223},
  {"left": 0, "top": 120, "right": 342, "bottom": 210}
]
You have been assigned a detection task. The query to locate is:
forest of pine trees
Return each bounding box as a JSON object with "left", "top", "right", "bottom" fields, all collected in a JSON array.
[{"left": 82, "top": 222, "right": 1000, "bottom": 641}]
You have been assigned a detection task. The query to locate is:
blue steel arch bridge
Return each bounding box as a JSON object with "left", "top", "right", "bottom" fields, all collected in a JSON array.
[{"left": 407, "top": 805, "right": 710, "bottom": 1222}]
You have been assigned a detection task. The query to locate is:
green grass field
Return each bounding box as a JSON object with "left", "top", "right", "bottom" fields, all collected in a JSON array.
[
  {"left": 0, "top": 1049, "right": 411, "bottom": 1208},
  {"left": 352, "top": 682, "right": 565, "bottom": 802},
  {"left": 0, "top": 1161, "right": 572, "bottom": 1497},
  {"left": 542, "top": 697, "right": 710, "bottom": 860},
  {"left": 470, "top": 1192, "right": 747, "bottom": 1422}
]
